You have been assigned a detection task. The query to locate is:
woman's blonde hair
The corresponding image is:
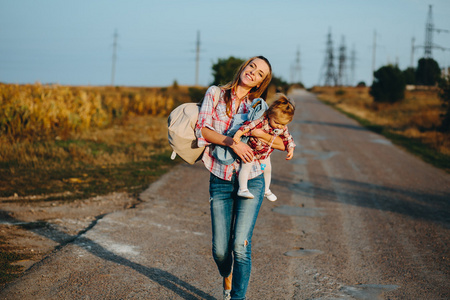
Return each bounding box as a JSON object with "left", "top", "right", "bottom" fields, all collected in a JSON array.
[
  {"left": 221, "top": 56, "right": 272, "bottom": 116},
  {"left": 266, "top": 93, "right": 295, "bottom": 124}
]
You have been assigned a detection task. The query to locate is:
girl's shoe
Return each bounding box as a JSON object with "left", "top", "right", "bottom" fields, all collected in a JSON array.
[
  {"left": 265, "top": 190, "right": 277, "bottom": 201},
  {"left": 237, "top": 189, "right": 254, "bottom": 199}
]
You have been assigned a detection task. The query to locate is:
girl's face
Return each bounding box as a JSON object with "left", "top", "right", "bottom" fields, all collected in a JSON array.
[
  {"left": 239, "top": 58, "right": 270, "bottom": 89},
  {"left": 269, "top": 115, "right": 289, "bottom": 130}
]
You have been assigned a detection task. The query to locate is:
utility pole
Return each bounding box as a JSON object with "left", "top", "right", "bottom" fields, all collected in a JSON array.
[
  {"left": 111, "top": 29, "right": 118, "bottom": 86},
  {"left": 195, "top": 31, "right": 200, "bottom": 86},
  {"left": 350, "top": 45, "right": 356, "bottom": 86},
  {"left": 410, "top": 37, "right": 415, "bottom": 68},
  {"left": 371, "top": 30, "right": 377, "bottom": 83}
]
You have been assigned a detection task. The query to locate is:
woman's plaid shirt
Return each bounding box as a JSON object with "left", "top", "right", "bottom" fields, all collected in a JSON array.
[{"left": 195, "top": 86, "right": 263, "bottom": 181}]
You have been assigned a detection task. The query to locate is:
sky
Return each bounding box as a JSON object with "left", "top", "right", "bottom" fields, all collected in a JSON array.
[{"left": 1, "top": 0, "right": 450, "bottom": 88}]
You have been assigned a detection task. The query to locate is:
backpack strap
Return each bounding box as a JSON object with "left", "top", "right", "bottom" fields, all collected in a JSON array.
[{"left": 212, "top": 86, "right": 221, "bottom": 108}]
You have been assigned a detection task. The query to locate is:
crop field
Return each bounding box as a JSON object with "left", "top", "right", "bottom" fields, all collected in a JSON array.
[{"left": 0, "top": 83, "right": 204, "bottom": 200}]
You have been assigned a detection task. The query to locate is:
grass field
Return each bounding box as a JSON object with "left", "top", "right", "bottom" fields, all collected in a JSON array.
[{"left": 310, "top": 86, "right": 450, "bottom": 172}]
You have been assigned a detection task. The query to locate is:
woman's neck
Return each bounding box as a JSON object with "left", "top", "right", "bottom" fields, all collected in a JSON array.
[{"left": 235, "top": 85, "right": 251, "bottom": 100}]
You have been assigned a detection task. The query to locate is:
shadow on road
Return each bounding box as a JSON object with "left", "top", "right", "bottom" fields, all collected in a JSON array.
[
  {"left": 0, "top": 211, "right": 215, "bottom": 300},
  {"left": 282, "top": 175, "right": 450, "bottom": 228}
]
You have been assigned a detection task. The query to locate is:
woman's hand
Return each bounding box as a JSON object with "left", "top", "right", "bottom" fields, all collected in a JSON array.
[{"left": 231, "top": 141, "right": 254, "bottom": 163}]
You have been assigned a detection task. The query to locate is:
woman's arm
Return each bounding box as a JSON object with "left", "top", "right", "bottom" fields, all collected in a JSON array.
[
  {"left": 201, "top": 127, "right": 254, "bottom": 163},
  {"left": 251, "top": 129, "right": 286, "bottom": 151}
]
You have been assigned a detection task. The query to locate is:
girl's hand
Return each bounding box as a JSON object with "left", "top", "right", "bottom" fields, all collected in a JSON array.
[
  {"left": 231, "top": 141, "right": 254, "bottom": 163},
  {"left": 286, "top": 148, "right": 294, "bottom": 160}
]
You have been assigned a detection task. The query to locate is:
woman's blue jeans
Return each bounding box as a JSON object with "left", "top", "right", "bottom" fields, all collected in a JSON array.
[{"left": 209, "top": 172, "right": 264, "bottom": 300}]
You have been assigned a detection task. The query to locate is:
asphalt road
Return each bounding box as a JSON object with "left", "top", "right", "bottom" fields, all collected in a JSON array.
[{"left": 1, "top": 89, "right": 449, "bottom": 299}]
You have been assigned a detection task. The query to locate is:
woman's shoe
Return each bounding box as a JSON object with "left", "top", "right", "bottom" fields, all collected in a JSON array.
[
  {"left": 223, "top": 273, "right": 232, "bottom": 300},
  {"left": 223, "top": 289, "right": 231, "bottom": 300},
  {"left": 265, "top": 190, "right": 277, "bottom": 201},
  {"left": 237, "top": 189, "right": 254, "bottom": 199}
]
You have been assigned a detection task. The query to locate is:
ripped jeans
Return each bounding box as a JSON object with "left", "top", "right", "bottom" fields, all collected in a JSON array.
[{"left": 209, "top": 172, "right": 264, "bottom": 300}]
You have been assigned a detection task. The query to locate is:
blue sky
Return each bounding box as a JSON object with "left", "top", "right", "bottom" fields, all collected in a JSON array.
[{"left": 1, "top": 0, "right": 449, "bottom": 88}]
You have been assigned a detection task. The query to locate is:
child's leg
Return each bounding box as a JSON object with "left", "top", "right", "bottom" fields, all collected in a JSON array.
[
  {"left": 261, "top": 157, "right": 277, "bottom": 201},
  {"left": 238, "top": 162, "right": 253, "bottom": 191},
  {"left": 260, "top": 157, "right": 271, "bottom": 193},
  {"left": 237, "top": 162, "right": 254, "bottom": 198}
]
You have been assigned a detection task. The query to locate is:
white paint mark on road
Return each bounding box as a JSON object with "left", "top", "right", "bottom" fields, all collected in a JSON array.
[
  {"left": 341, "top": 284, "right": 399, "bottom": 299},
  {"left": 272, "top": 205, "right": 325, "bottom": 217},
  {"left": 147, "top": 222, "right": 205, "bottom": 236},
  {"left": 284, "top": 248, "right": 324, "bottom": 257},
  {"left": 370, "top": 139, "right": 392, "bottom": 145}
]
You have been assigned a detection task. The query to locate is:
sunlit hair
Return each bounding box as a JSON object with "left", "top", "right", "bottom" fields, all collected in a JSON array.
[
  {"left": 266, "top": 93, "right": 295, "bottom": 124},
  {"left": 220, "top": 56, "right": 272, "bottom": 116}
]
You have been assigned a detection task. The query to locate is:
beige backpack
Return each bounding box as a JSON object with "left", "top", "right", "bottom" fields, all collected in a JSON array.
[{"left": 167, "top": 86, "right": 221, "bottom": 164}]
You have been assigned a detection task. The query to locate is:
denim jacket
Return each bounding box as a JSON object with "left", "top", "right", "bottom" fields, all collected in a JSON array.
[{"left": 212, "top": 98, "right": 269, "bottom": 165}]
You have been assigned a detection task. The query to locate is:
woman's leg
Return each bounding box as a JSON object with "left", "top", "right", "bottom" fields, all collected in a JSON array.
[
  {"left": 209, "top": 173, "right": 235, "bottom": 278},
  {"left": 231, "top": 174, "right": 264, "bottom": 299}
]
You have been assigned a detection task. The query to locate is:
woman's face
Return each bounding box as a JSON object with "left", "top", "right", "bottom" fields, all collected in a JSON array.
[{"left": 239, "top": 58, "right": 270, "bottom": 89}]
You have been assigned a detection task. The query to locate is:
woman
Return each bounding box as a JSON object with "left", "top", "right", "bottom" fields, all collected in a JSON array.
[{"left": 195, "top": 56, "right": 285, "bottom": 300}]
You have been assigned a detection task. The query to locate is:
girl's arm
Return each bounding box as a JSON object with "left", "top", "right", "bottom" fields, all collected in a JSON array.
[
  {"left": 251, "top": 129, "right": 286, "bottom": 150},
  {"left": 201, "top": 127, "right": 254, "bottom": 163},
  {"left": 233, "top": 128, "right": 250, "bottom": 144}
]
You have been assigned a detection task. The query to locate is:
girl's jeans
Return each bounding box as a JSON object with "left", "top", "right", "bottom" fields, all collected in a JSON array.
[{"left": 209, "top": 172, "right": 264, "bottom": 300}]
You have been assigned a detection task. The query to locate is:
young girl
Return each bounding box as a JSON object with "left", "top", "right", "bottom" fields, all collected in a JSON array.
[
  {"left": 195, "top": 56, "right": 286, "bottom": 300},
  {"left": 233, "top": 94, "right": 295, "bottom": 201}
]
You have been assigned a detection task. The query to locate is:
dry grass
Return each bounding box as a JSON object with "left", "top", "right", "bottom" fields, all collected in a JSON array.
[
  {"left": 0, "top": 83, "right": 180, "bottom": 143},
  {"left": 311, "top": 86, "right": 450, "bottom": 156},
  {"left": 0, "top": 83, "right": 200, "bottom": 198}
]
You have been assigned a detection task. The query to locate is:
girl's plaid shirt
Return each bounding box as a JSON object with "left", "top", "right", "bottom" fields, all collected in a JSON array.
[
  {"left": 195, "top": 86, "right": 263, "bottom": 181},
  {"left": 240, "top": 116, "right": 296, "bottom": 160}
]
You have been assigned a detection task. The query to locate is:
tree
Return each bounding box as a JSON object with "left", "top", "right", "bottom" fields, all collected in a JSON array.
[
  {"left": 370, "top": 65, "right": 406, "bottom": 103},
  {"left": 416, "top": 57, "right": 440, "bottom": 86},
  {"left": 439, "top": 75, "right": 450, "bottom": 132},
  {"left": 211, "top": 57, "right": 245, "bottom": 85},
  {"left": 402, "top": 67, "right": 416, "bottom": 85},
  {"left": 210, "top": 56, "right": 289, "bottom": 93}
]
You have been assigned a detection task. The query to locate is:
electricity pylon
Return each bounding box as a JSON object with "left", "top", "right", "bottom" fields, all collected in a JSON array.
[
  {"left": 290, "top": 47, "right": 302, "bottom": 84},
  {"left": 319, "top": 29, "right": 337, "bottom": 86}
]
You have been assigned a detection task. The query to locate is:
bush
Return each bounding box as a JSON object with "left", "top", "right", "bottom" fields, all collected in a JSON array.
[
  {"left": 439, "top": 76, "right": 450, "bottom": 132},
  {"left": 403, "top": 67, "right": 416, "bottom": 85},
  {"left": 370, "top": 65, "right": 406, "bottom": 103},
  {"left": 188, "top": 87, "right": 207, "bottom": 103},
  {"left": 416, "top": 58, "right": 440, "bottom": 86}
]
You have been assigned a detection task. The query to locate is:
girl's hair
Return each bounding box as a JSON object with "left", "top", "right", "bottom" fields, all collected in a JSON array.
[
  {"left": 221, "top": 56, "right": 272, "bottom": 116},
  {"left": 266, "top": 94, "right": 295, "bottom": 124}
]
